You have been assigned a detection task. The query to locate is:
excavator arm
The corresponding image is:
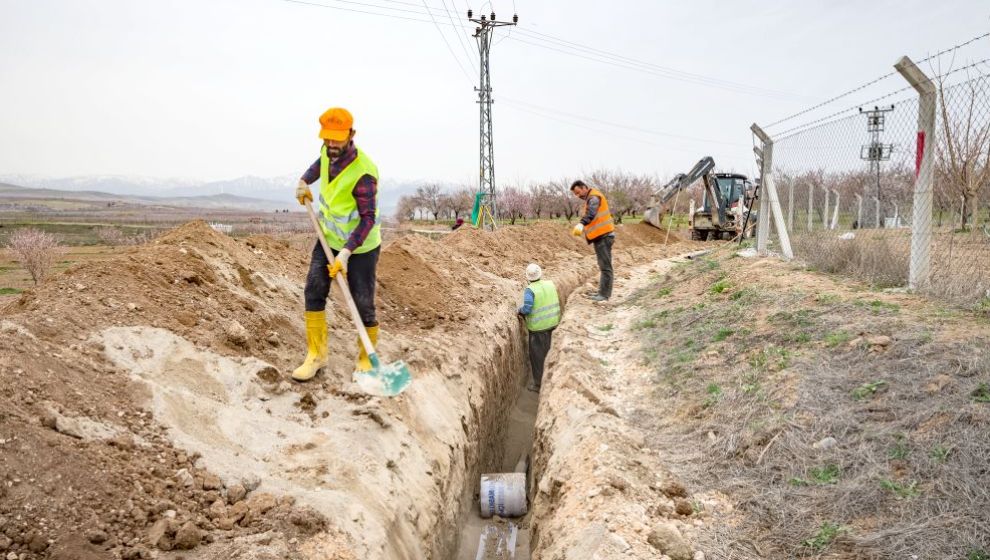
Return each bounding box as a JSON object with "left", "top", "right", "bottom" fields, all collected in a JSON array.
[{"left": 643, "top": 156, "right": 717, "bottom": 228}]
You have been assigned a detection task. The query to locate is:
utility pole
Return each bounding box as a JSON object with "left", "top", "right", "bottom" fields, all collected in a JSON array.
[
  {"left": 859, "top": 105, "right": 894, "bottom": 228},
  {"left": 468, "top": 8, "right": 516, "bottom": 230}
]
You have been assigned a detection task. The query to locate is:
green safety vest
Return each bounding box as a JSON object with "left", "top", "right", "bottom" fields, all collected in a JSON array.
[
  {"left": 525, "top": 279, "right": 561, "bottom": 332},
  {"left": 318, "top": 144, "right": 381, "bottom": 253}
]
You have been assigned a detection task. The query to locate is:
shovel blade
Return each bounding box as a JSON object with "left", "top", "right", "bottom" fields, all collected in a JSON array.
[{"left": 354, "top": 359, "right": 412, "bottom": 396}]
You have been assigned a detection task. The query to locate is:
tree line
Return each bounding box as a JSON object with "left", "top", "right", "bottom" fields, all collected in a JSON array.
[{"left": 394, "top": 170, "right": 704, "bottom": 225}]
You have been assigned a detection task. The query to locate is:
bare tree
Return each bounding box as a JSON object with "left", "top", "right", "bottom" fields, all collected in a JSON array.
[
  {"left": 394, "top": 195, "right": 417, "bottom": 222},
  {"left": 552, "top": 179, "right": 580, "bottom": 220},
  {"left": 936, "top": 74, "right": 990, "bottom": 229},
  {"left": 500, "top": 187, "right": 532, "bottom": 224},
  {"left": 416, "top": 183, "right": 444, "bottom": 221},
  {"left": 528, "top": 183, "right": 554, "bottom": 219},
  {"left": 446, "top": 188, "right": 474, "bottom": 220},
  {"left": 6, "top": 228, "right": 66, "bottom": 284}
]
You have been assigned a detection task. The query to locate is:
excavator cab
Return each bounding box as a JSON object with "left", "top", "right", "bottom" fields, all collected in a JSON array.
[{"left": 693, "top": 173, "right": 756, "bottom": 241}]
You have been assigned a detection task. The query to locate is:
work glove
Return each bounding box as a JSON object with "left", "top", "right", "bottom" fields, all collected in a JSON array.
[
  {"left": 296, "top": 180, "right": 313, "bottom": 205},
  {"left": 571, "top": 223, "right": 583, "bottom": 237},
  {"left": 328, "top": 248, "right": 351, "bottom": 278}
]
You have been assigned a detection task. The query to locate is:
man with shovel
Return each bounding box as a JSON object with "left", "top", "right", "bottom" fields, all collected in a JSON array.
[{"left": 292, "top": 107, "right": 381, "bottom": 382}]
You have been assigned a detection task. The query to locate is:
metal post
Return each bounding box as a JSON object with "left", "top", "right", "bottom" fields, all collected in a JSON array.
[
  {"left": 469, "top": 10, "right": 517, "bottom": 230},
  {"left": 751, "top": 124, "right": 793, "bottom": 258},
  {"left": 895, "top": 56, "right": 936, "bottom": 290}
]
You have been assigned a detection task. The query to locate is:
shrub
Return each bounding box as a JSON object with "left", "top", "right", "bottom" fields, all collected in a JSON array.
[{"left": 5, "top": 228, "right": 66, "bottom": 284}]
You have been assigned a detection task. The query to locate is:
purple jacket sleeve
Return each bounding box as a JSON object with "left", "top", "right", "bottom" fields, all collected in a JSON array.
[
  {"left": 344, "top": 174, "right": 378, "bottom": 252},
  {"left": 300, "top": 158, "right": 320, "bottom": 185}
]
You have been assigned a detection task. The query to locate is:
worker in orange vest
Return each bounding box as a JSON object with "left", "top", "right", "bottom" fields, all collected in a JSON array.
[{"left": 570, "top": 180, "right": 615, "bottom": 302}]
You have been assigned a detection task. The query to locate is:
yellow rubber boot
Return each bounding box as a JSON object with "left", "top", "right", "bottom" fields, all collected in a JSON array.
[
  {"left": 292, "top": 311, "right": 328, "bottom": 382},
  {"left": 356, "top": 325, "right": 379, "bottom": 372}
]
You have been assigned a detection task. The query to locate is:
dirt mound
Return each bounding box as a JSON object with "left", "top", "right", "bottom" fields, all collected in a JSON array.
[{"left": 0, "top": 219, "right": 698, "bottom": 559}]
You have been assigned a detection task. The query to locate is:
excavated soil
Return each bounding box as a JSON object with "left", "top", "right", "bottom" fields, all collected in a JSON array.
[{"left": 0, "top": 220, "right": 698, "bottom": 560}]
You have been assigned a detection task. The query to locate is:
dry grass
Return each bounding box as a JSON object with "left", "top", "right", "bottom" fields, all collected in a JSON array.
[
  {"left": 626, "top": 256, "right": 990, "bottom": 559},
  {"left": 791, "top": 228, "right": 990, "bottom": 310}
]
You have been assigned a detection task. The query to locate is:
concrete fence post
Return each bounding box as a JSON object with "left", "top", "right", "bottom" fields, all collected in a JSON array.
[
  {"left": 856, "top": 194, "right": 863, "bottom": 229},
  {"left": 787, "top": 181, "right": 795, "bottom": 232},
  {"left": 895, "top": 56, "right": 936, "bottom": 290},
  {"left": 823, "top": 189, "right": 830, "bottom": 230},
  {"left": 807, "top": 184, "right": 814, "bottom": 231},
  {"left": 831, "top": 189, "right": 840, "bottom": 230},
  {"left": 751, "top": 123, "right": 793, "bottom": 258}
]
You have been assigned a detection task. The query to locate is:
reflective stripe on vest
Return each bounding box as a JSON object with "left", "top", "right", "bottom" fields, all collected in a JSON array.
[
  {"left": 318, "top": 145, "right": 381, "bottom": 253},
  {"left": 525, "top": 279, "right": 561, "bottom": 332},
  {"left": 582, "top": 188, "right": 615, "bottom": 241}
]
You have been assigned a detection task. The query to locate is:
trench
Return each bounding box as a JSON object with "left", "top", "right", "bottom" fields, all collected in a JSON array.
[{"left": 446, "top": 274, "right": 583, "bottom": 560}]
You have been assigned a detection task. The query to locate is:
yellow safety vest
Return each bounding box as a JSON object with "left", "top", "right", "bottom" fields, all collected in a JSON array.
[
  {"left": 318, "top": 144, "right": 381, "bottom": 253},
  {"left": 526, "top": 279, "right": 561, "bottom": 332}
]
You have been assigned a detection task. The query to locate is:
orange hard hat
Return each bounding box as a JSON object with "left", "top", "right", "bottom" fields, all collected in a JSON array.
[{"left": 318, "top": 107, "right": 353, "bottom": 141}]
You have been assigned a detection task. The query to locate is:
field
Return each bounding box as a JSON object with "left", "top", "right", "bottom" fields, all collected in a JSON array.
[{"left": 0, "top": 213, "right": 987, "bottom": 560}]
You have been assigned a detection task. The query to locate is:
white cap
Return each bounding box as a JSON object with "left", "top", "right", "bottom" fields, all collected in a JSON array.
[{"left": 525, "top": 263, "right": 542, "bottom": 281}]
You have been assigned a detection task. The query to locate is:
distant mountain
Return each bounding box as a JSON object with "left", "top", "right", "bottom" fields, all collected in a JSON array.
[
  {"left": 0, "top": 183, "right": 289, "bottom": 212},
  {"left": 0, "top": 174, "right": 431, "bottom": 216}
]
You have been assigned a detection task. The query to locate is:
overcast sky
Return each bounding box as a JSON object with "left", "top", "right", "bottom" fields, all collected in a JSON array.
[{"left": 1, "top": 0, "right": 987, "bottom": 186}]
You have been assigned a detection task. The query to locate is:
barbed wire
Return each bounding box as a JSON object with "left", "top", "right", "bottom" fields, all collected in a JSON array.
[{"left": 766, "top": 31, "right": 990, "bottom": 129}]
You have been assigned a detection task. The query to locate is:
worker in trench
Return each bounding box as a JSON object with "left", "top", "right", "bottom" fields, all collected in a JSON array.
[
  {"left": 570, "top": 180, "right": 616, "bottom": 302},
  {"left": 292, "top": 107, "right": 381, "bottom": 382},
  {"left": 517, "top": 263, "right": 561, "bottom": 392}
]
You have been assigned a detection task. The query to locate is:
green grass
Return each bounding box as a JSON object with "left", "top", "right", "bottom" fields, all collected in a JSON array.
[
  {"left": 972, "top": 383, "right": 990, "bottom": 403},
  {"left": 657, "top": 287, "right": 672, "bottom": 298},
  {"left": 709, "top": 279, "right": 731, "bottom": 294},
  {"left": 852, "top": 380, "right": 887, "bottom": 400},
  {"left": 855, "top": 299, "right": 901, "bottom": 314},
  {"left": 597, "top": 323, "right": 614, "bottom": 332},
  {"left": 790, "top": 464, "right": 841, "bottom": 486},
  {"left": 929, "top": 445, "right": 951, "bottom": 463},
  {"left": 889, "top": 435, "right": 910, "bottom": 460},
  {"left": 802, "top": 522, "right": 844, "bottom": 552},
  {"left": 703, "top": 383, "right": 722, "bottom": 408},
  {"left": 825, "top": 330, "right": 853, "bottom": 347},
  {"left": 713, "top": 327, "right": 734, "bottom": 342},
  {"left": 810, "top": 464, "right": 841, "bottom": 485},
  {"left": 0, "top": 287, "right": 23, "bottom": 295},
  {"left": 633, "top": 318, "right": 657, "bottom": 330},
  {"left": 815, "top": 293, "right": 841, "bottom": 304},
  {"left": 880, "top": 478, "right": 919, "bottom": 499},
  {"left": 967, "top": 549, "right": 990, "bottom": 560}
]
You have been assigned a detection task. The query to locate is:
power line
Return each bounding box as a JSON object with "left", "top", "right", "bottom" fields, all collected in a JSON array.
[
  {"left": 500, "top": 97, "right": 748, "bottom": 147},
  {"left": 510, "top": 27, "right": 812, "bottom": 101},
  {"left": 504, "top": 34, "right": 808, "bottom": 102},
  {"left": 776, "top": 56, "right": 990, "bottom": 139},
  {"left": 280, "top": 0, "right": 811, "bottom": 101},
  {"left": 439, "top": 0, "right": 476, "bottom": 73},
  {"left": 421, "top": 0, "right": 473, "bottom": 82},
  {"left": 766, "top": 31, "right": 990, "bottom": 129}
]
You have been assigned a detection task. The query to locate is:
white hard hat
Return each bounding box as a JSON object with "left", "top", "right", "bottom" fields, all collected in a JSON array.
[{"left": 525, "top": 263, "right": 542, "bottom": 281}]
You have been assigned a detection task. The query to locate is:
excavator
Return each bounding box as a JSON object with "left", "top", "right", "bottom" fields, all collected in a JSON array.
[{"left": 642, "top": 156, "right": 757, "bottom": 241}]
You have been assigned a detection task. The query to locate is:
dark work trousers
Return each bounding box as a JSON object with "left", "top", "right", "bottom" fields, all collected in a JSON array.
[
  {"left": 528, "top": 328, "right": 554, "bottom": 388},
  {"left": 593, "top": 234, "right": 615, "bottom": 299},
  {"left": 304, "top": 240, "right": 379, "bottom": 327}
]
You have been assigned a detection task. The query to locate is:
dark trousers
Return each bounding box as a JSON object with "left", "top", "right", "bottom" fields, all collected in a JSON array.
[
  {"left": 528, "top": 328, "right": 554, "bottom": 388},
  {"left": 304, "top": 241, "right": 379, "bottom": 327},
  {"left": 593, "top": 234, "right": 614, "bottom": 298}
]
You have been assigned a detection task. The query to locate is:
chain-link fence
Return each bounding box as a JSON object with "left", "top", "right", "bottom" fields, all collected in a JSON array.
[{"left": 761, "top": 63, "right": 990, "bottom": 309}]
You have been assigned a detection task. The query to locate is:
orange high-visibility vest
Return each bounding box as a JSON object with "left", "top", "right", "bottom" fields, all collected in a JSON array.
[{"left": 582, "top": 188, "right": 615, "bottom": 241}]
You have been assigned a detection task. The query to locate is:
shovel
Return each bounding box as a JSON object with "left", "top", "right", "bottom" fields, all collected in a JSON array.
[{"left": 304, "top": 201, "right": 412, "bottom": 396}]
